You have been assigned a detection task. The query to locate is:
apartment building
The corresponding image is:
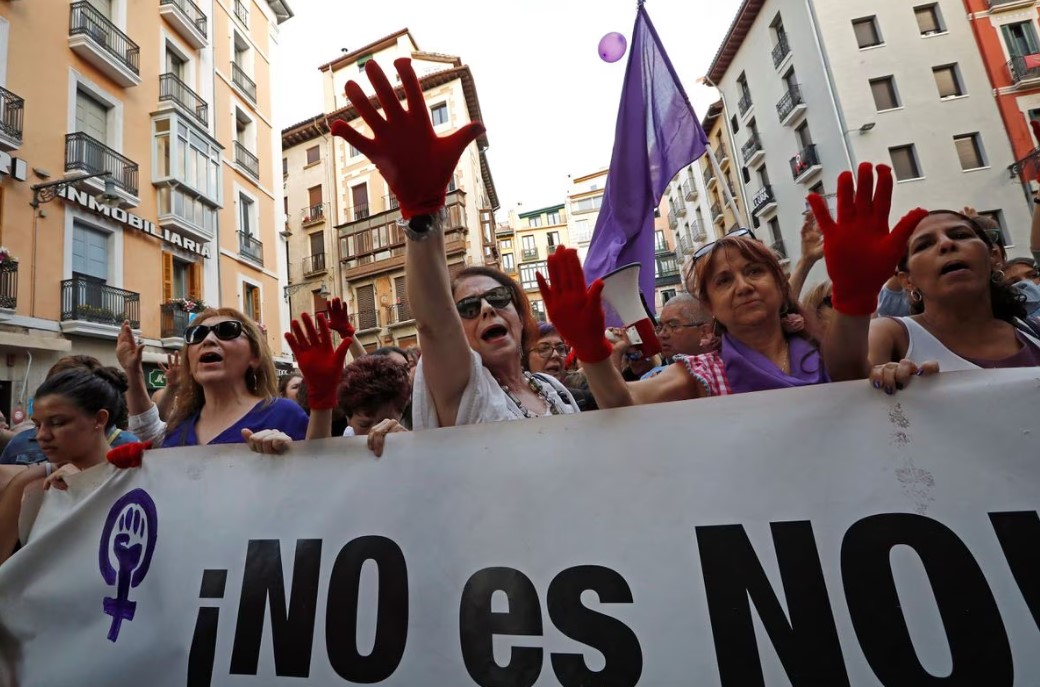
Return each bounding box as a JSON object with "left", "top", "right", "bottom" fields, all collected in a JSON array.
[
  {"left": 699, "top": 101, "right": 753, "bottom": 246},
  {"left": 964, "top": 0, "right": 1040, "bottom": 190},
  {"left": 706, "top": 0, "right": 1031, "bottom": 279},
  {"left": 507, "top": 204, "right": 569, "bottom": 322},
  {"left": 663, "top": 161, "right": 719, "bottom": 265},
  {"left": 280, "top": 30, "right": 499, "bottom": 352},
  {"left": 0, "top": 0, "right": 292, "bottom": 414}
]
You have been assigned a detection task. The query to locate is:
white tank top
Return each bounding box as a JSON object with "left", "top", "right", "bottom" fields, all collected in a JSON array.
[{"left": 896, "top": 317, "right": 1040, "bottom": 371}]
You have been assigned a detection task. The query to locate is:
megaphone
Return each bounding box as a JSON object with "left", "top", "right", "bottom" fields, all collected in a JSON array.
[{"left": 600, "top": 262, "right": 661, "bottom": 358}]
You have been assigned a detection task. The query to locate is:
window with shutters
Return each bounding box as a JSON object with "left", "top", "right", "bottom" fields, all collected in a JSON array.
[
  {"left": 954, "top": 133, "right": 986, "bottom": 170},
  {"left": 72, "top": 222, "right": 110, "bottom": 282},
  {"left": 501, "top": 253, "right": 515, "bottom": 271},
  {"left": 870, "top": 76, "right": 900, "bottom": 111},
  {"left": 1002, "top": 21, "right": 1040, "bottom": 58},
  {"left": 306, "top": 146, "right": 320, "bottom": 165},
  {"left": 889, "top": 145, "right": 922, "bottom": 180},
  {"left": 355, "top": 284, "right": 377, "bottom": 329},
  {"left": 852, "top": 16, "right": 883, "bottom": 49},
  {"left": 978, "top": 210, "right": 1012, "bottom": 247},
  {"left": 394, "top": 276, "right": 412, "bottom": 321},
  {"left": 76, "top": 89, "right": 110, "bottom": 144},
  {"left": 312, "top": 289, "right": 329, "bottom": 316},
  {"left": 932, "top": 65, "right": 964, "bottom": 99},
  {"left": 243, "top": 282, "right": 260, "bottom": 322},
  {"left": 914, "top": 5, "right": 944, "bottom": 36}
]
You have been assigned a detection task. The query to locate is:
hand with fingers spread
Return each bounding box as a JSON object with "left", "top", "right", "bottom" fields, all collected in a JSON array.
[
  {"left": 326, "top": 297, "right": 356, "bottom": 342},
  {"left": 115, "top": 321, "right": 144, "bottom": 374},
  {"left": 107, "top": 441, "right": 152, "bottom": 469},
  {"left": 807, "top": 163, "right": 928, "bottom": 316},
  {"left": 536, "top": 247, "right": 613, "bottom": 364},
  {"left": 284, "top": 312, "right": 349, "bottom": 410},
  {"left": 869, "top": 359, "right": 940, "bottom": 395},
  {"left": 800, "top": 211, "right": 824, "bottom": 264},
  {"left": 159, "top": 352, "right": 183, "bottom": 390},
  {"left": 330, "top": 58, "right": 485, "bottom": 219}
]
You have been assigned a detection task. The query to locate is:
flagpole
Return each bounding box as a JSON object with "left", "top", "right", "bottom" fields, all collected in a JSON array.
[{"left": 705, "top": 144, "right": 743, "bottom": 228}]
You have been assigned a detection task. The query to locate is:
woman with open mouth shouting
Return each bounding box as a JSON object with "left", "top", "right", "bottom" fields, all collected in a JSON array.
[
  {"left": 116, "top": 308, "right": 308, "bottom": 450},
  {"left": 329, "top": 57, "right": 579, "bottom": 427}
]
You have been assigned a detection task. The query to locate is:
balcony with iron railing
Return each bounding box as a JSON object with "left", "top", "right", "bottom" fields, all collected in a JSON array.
[
  {"left": 668, "top": 212, "right": 679, "bottom": 230},
  {"left": 234, "top": 140, "right": 259, "bottom": 180},
  {"left": 68, "top": 1, "right": 141, "bottom": 87},
  {"left": 303, "top": 252, "right": 326, "bottom": 276},
  {"left": 1009, "top": 146, "right": 1040, "bottom": 181},
  {"left": 352, "top": 202, "right": 370, "bottom": 221},
  {"left": 160, "top": 302, "right": 191, "bottom": 340},
  {"left": 741, "top": 134, "right": 763, "bottom": 166},
  {"left": 521, "top": 247, "right": 540, "bottom": 261},
  {"left": 683, "top": 179, "right": 697, "bottom": 201},
  {"left": 384, "top": 193, "right": 399, "bottom": 211},
  {"left": 989, "top": 0, "right": 1036, "bottom": 10},
  {"left": 790, "top": 143, "right": 822, "bottom": 182},
  {"left": 737, "top": 90, "right": 753, "bottom": 116},
  {"left": 710, "top": 201, "right": 723, "bottom": 224},
  {"left": 388, "top": 302, "right": 413, "bottom": 325},
  {"left": 159, "top": 0, "right": 208, "bottom": 48},
  {"left": 776, "top": 84, "right": 807, "bottom": 125},
  {"left": 231, "top": 61, "right": 256, "bottom": 103},
  {"left": 302, "top": 203, "right": 325, "bottom": 225},
  {"left": 691, "top": 220, "right": 707, "bottom": 241},
  {"left": 350, "top": 310, "right": 379, "bottom": 332},
  {"left": 1007, "top": 55, "right": 1040, "bottom": 87},
  {"left": 61, "top": 277, "right": 140, "bottom": 332},
  {"left": 65, "top": 132, "right": 139, "bottom": 197},
  {"left": 771, "top": 33, "right": 790, "bottom": 68},
  {"left": 159, "top": 73, "right": 208, "bottom": 126},
  {"left": 238, "top": 230, "right": 263, "bottom": 265},
  {"left": 0, "top": 86, "right": 24, "bottom": 150},
  {"left": 233, "top": 0, "right": 249, "bottom": 25},
  {"left": 0, "top": 261, "right": 16, "bottom": 311},
  {"left": 752, "top": 185, "right": 776, "bottom": 215}
]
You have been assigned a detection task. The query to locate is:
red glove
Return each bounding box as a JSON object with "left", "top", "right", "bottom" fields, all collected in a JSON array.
[
  {"left": 537, "top": 247, "right": 613, "bottom": 364},
  {"left": 107, "top": 441, "right": 152, "bottom": 469},
  {"left": 326, "top": 297, "right": 356, "bottom": 341},
  {"left": 807, "top": 163, "right": 927, "bottom": 316},
  {"left": 330, "top": 58, "right": 485, "bottom": 219},
  {"left": 284, "top": 312, "right": 350, "bottom": 410}
]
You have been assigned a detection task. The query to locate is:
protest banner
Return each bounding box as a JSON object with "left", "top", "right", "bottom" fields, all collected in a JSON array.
[{"left": 1, "top": 368, "right": 1038, "bottom": 686}]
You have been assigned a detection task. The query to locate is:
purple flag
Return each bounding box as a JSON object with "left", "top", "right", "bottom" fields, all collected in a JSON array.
[{"left": 583, "top": 5, "right": 708, "bottom": 317}]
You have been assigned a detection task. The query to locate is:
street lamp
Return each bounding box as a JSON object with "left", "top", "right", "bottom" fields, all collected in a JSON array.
[{"left": 283, "top": 280, "right": 329, "bottom": 302}]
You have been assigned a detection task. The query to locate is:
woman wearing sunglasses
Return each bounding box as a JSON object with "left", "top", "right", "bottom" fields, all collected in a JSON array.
[
  {"left": 116, "top": 309, "right": 308, "bottom": 449},
  {"left": 539, "top": 235, "right": 829, "bottom": 407},
  {"left": 327, "top": 57, "right": 579, "bottom": 428}
]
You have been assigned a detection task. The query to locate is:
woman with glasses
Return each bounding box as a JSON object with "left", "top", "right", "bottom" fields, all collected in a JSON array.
[
  {"left": 116, "top": 309, "right": 308, "bottom": 449},
  {"left": 538, "top": 236, "right": 828, "bottom": 407},
  {"left": 525, "top": 323, "right": 570, "bottom": 383}
]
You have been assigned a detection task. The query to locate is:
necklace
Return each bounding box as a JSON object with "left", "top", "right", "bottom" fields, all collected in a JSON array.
[
  {"left": 772, "top": 339, "right": 791, "bottom": 375},
  {"left": 500, "top": 373, "right": 564, "bottom": 419}
]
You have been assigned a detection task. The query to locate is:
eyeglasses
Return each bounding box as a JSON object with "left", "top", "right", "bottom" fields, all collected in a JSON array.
[
  {"left": 655, "top": 320, "right": 707, "bottom": 334},
  {"left": 455, "top": 286, "right": 513, "bottom": 319},
  {"left": 184, "top": 320, "right": 244, "bottom": 345},
  {"left": 692, "top": 228, "right": 757, "bottom": 262},
  {"left": 530, "top": 342, "right": 569, "bottom": 359}
]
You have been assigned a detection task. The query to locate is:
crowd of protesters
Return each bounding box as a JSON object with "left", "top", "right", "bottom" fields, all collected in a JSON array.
[{"left": 1, "top": 56, "right": 1039, "bottom": 567}]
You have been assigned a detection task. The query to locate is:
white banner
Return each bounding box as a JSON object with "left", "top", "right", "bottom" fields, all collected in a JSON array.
[{"left": 1, "top": 369, "right": 1039, "bottom": 686}]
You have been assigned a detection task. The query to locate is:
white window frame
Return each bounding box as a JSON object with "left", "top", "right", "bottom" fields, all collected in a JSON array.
[
  {"left": 63, "top": 209, "right": 125, "bottom": 287},
  {"left": 68, "top": 69, "right": 124, "bottom": 148},
  {"left": 239, "top": 273, "right": 264, "bottom": 320},
  {"left": 235, "top": 184, "right": 260, "bottom": 237}
]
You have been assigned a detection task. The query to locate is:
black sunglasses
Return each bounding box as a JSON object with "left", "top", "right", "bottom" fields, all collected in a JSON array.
[
  {"left": 692, "top": 228, "right": 757, "bottom": 262},
  {"left": 455, "top": 286, "right": 513, "bottom": 319},
  {"left": 184, "top": 320, "right": 244, "bottom": 345}
]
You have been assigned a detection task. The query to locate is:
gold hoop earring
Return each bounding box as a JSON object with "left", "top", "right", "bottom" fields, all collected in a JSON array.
[{"left": 909, "top": 289, "right": 923, "bottom": 304}]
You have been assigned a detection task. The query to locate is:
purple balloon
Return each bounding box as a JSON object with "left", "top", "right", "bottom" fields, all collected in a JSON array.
[{"left": 598, "top": 32, "right": 627, "bottom": 63}]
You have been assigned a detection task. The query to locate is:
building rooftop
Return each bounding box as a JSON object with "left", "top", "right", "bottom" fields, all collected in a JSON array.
[
  {"left": 705, "top": 0, "right": 764, "bottom": 84},
  {"left": 265, "top": 0, "right": 294, "bottom": 23},
  {"left": 318, "top": 29, "right": 414, "bottom": 72},
  {"left": 701, "top": 99, "right": 724, "bottom": 132},
  {"left": 517, "top": 203, "right": 565, "bottom": 219}
]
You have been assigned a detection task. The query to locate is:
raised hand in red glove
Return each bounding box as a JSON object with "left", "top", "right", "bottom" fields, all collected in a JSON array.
[
  {"left": 326, "top": 297, "right": 356, "bottom": 342},
  {"left": 536, "top": 246, "right": 613, "bottom": 364},
  {"left": 807, "top": 163, "right": 927, "bottom": 317},
  {"left": 285, "top": 312, "right": 350, "bottom": 410},
  {"left": 107, "top": 441, "right": 152, "bottom": 469},
  {"left": 330, "top": 58, "right": 485, "bottom": 219}
]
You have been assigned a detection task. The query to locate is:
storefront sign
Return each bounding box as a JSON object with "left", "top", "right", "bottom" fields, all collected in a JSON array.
[
  {"left": 58, "top": 185, "right": 211, "bottom": 259},
  {"left": 146, "top": 369, "right": 166, "bottom": 388}
]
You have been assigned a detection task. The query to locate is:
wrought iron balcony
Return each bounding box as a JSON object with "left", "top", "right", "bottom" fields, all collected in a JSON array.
[
  {"left": 231, "top": 61, "right": 256, "bottom": 103},
  {"left": 301, "top": 203, "right": 324, "bottom": 224},
  {"left": 0, "top": 261, "right": 16, "bottom": 310},
  {"left": 710, "top": 201, "right": 723, "bottom": 222},
  {"left": 790, "top": 143, "right": 821, "bottom": 181},
  {"left": 234, "top": 140, "right": 259, "bottom": 180},
  {"left": 521, "top": 247, "right": 540, "bottom": 261},
  {"left": 388, "top": 302, "right": 413, "bottom": 324},
  {"left": 741, "top": 134, "right": 763, "bottom": 165},
  {"left": 691, "top": 220, "right": 707, "bottom": 241},
  {"left": 776, "top": 84, "right": 806, "bottom": 124},
  {"left": 668, "top": 212, "right": 679, "bottom": 230},
  {"left": 0, "top": 86, "right": 24, "bottom": 149},
  {"left": 752, "top": 185, "right": 776, "bottom": 214},
  {"left": 159, "top": 73, "right": 208, "bottom": 126},
  {"left": 353, "top": 202, "right": 370, "bottom": 221},
  {"left": 351, "top": 310, "right": 379, "bottom": 331},
  {"left": 234, "top": 0, "right": 249, "bottom": 24},
  {"left": 159, "top": 0, "right": 207, "bottom": 48},
  {"left": 384, "top": 193, "right": 399, "bottom": 211},
  {"left": 160, "top": 302, "right": 191, "bottom": 339},
  {"left": 65, "top": 132, "right": 139, "bottom": 196},
  {"left": 1008, "top": 147, "right": 1040, "bottom": 181},
  {"left": 238, "top": 230, "right": 263, "bottom": 265},
  {"left": 303, "top": 253, "right": 326, "bottom": 276},
  {"left": 682, "top": 179, "right": 696, "bottom": 201},
  {"left": 68, "top": 1, "right": 140, "bottom": 86},
  {"left": 61, "top": 277, "right": 140, "bottom": 328},
  {"left": 771, "top": 34, "right": 790, "bottom": 68},
  {"left": 737, "top": 90, "right": 753, "bottom": 115},
  {"left": 1007, "top": 55, "right": 1040, "bottom": 86}
]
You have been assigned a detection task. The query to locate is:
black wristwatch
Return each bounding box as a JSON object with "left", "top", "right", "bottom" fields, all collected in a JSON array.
[
  {"left": 1033, "top": 196, "right": 1040, "bottom": 206},
  {"left": 400, "top": 213, "right": 437, "bottom": 241}
]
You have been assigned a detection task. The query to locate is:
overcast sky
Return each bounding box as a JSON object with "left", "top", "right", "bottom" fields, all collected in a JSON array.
[{"left": 272, "top": 0, "right": 744, "bottom": 217}]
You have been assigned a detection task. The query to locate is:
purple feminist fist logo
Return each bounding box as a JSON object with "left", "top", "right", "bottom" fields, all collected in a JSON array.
[{"left": 98, "top": 489, "right": 158, "bottom": 642}]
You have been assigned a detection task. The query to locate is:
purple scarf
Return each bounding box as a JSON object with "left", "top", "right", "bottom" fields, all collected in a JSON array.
[{"left": 720, "top": 333, "right": 829, "bottom": 394}]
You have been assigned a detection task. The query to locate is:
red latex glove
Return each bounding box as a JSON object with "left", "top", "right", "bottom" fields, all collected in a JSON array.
[
  {"left": 807, "top": 163, "right": 927, "bottom": 316},
  {"left": 536, "top": 246, "right": 613, "bottom": 364},
  {"left": 326, "top": 297, "right": 356, "bottom": 341},
  {"left": 107, "top": 441, "right": 152, "bottom": 469},
  {"left": 284, "top": 312, "right": 350, "bottom": 410},
  {"left": 330, "top": 58, "right": 485, "bottom": 219}
]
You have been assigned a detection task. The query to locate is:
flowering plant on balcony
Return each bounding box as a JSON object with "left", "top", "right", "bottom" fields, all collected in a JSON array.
[
  {"left": 168, "top": 297, "right": 207, "bottom": 313},
  {"left": 0, "top": 247, "right": 18, "bottom": 264}
]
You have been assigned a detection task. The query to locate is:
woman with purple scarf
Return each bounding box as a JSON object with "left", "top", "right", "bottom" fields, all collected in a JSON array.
[{"left": 538, "top": 233, "right": 828, "bottom": 406}]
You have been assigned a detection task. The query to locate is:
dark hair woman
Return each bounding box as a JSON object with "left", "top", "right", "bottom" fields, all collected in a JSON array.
[
  {"left": 0, "top": 368, "right": 130, "bottom": 565},
  {"left": 117, "top": 308, "right": 308, "bottom": 450},
  {"left": 278, "top": 370, "right": 304, "bottom": 403},
  {"left": 539, "top": 237, "right": 829, "bottom": 408}
]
